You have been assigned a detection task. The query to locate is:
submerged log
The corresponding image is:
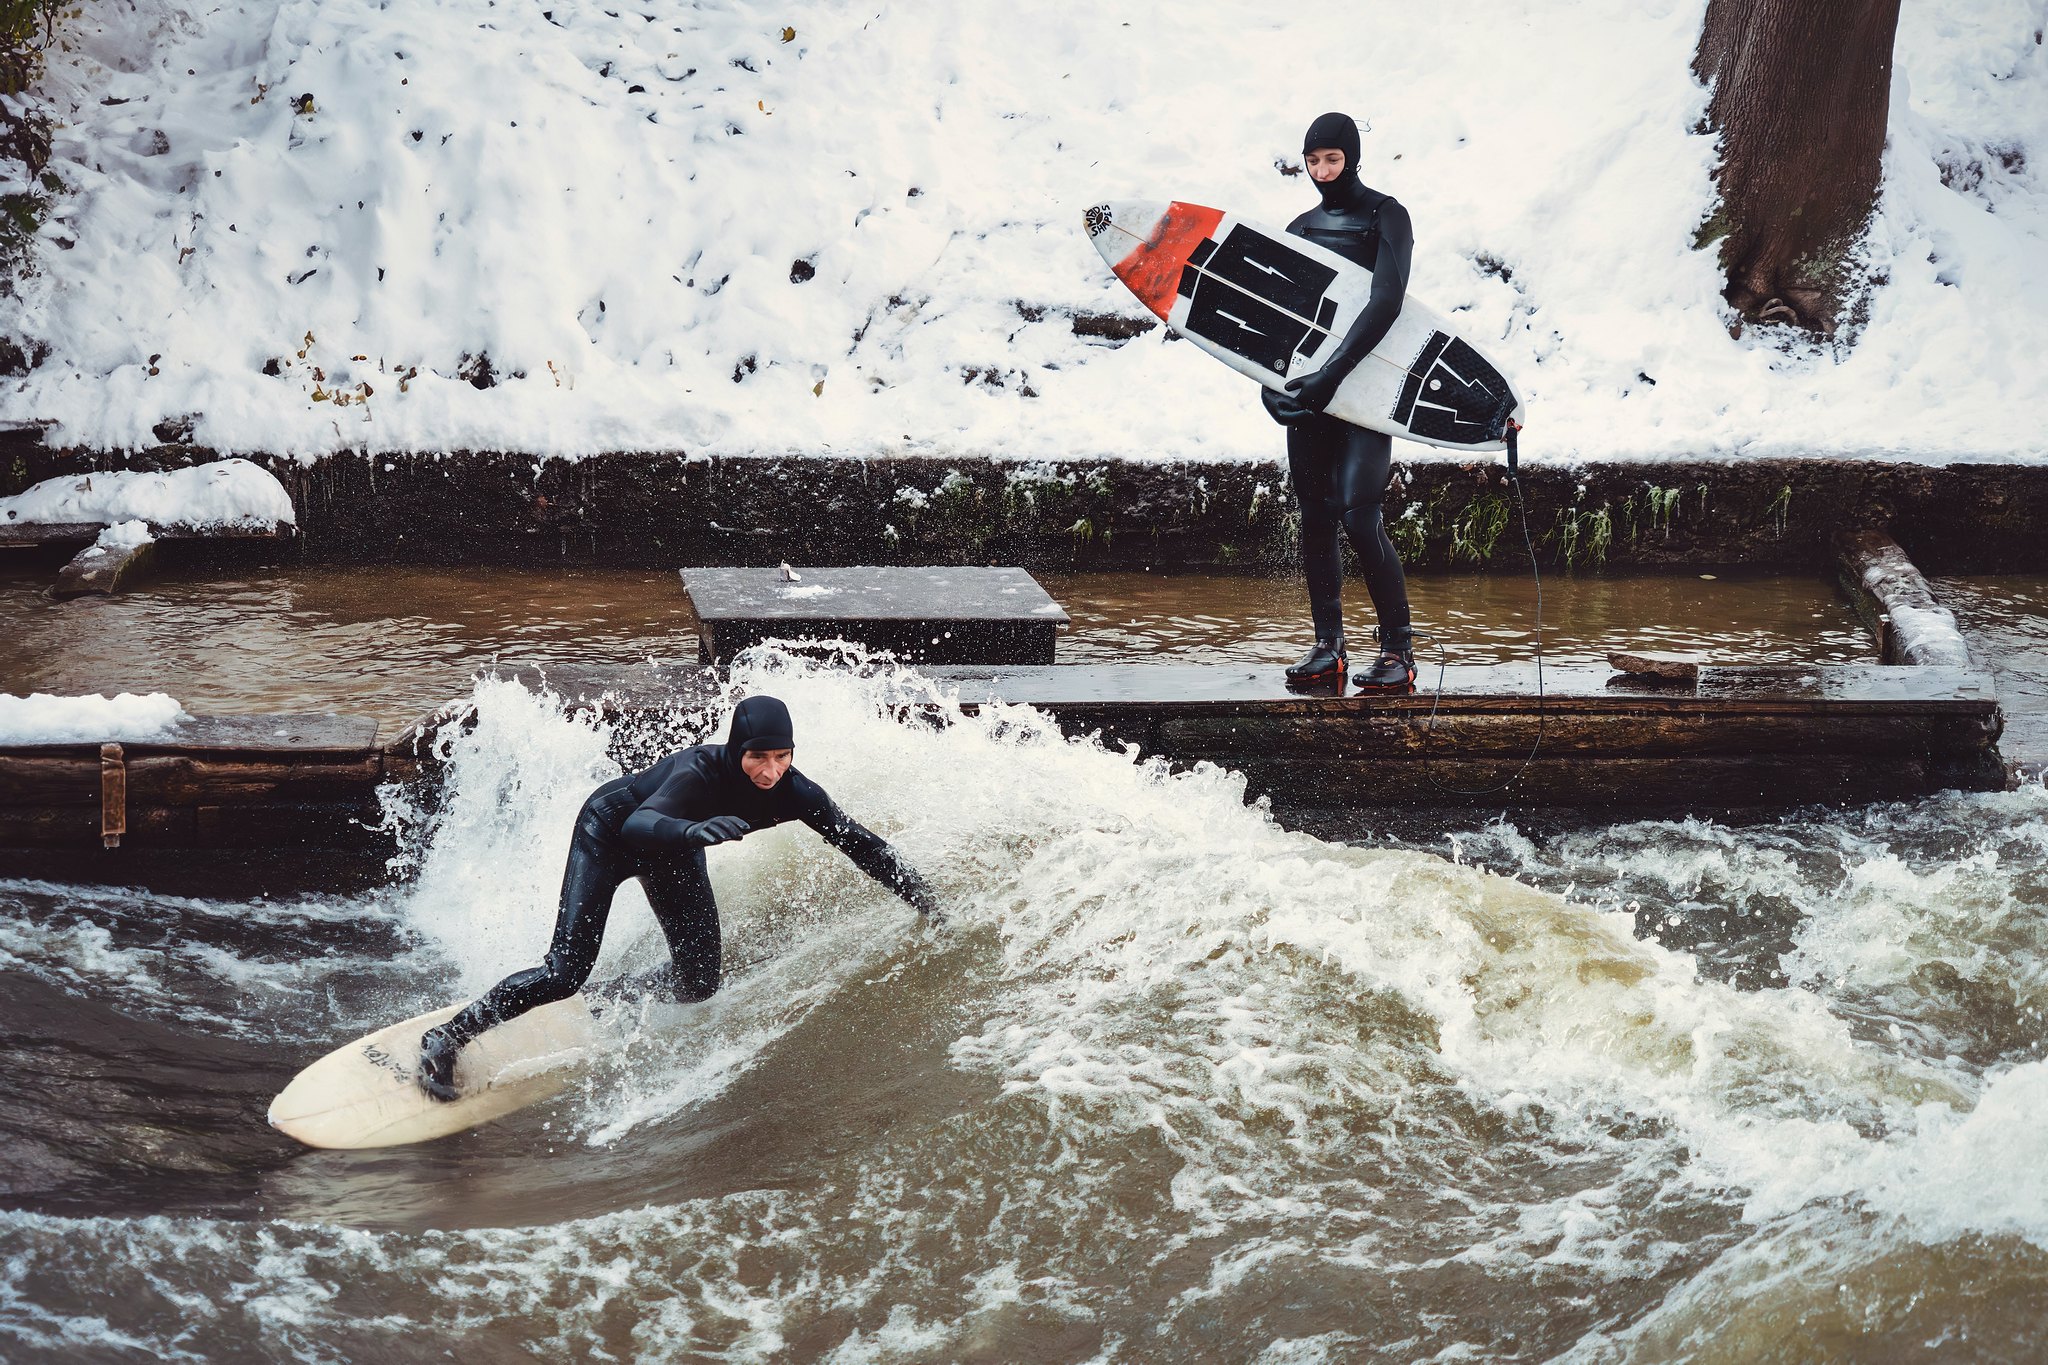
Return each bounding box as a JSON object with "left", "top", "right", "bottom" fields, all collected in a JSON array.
[
  {"left": 1606, "top": 651, "right": 1702, "bottom": 683},
  {"left": 1835, "top": 529, "right": 1972, "bottom": 667},
  {"left": 54, "top": 534, "right": 156, "bottom": 599}
]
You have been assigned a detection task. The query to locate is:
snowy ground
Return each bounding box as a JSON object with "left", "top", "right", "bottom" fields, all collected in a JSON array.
[{"left": 2, "top": 0, "right": 2044, "bottom": 464}]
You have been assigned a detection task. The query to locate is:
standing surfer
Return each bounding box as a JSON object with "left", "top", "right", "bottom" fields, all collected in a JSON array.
[
  {"left": 1266, "top": 111, "right": 1418, "bottom": 693},
  {"left": 417, "top": 694, "right": 944, "bottom": 1101}
]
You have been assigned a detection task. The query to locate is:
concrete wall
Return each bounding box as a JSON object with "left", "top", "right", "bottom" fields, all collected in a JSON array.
[{"left": 7, "top": 431, "right": 2045, "bottom": 573}]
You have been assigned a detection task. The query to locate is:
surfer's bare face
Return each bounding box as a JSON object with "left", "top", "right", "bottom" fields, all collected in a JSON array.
[
  {"left": 741, "top": 747, "right": 793, "bottom": 789},
  {"left": 1305, "top": 147, "right": 1347, "bottom": 183}
]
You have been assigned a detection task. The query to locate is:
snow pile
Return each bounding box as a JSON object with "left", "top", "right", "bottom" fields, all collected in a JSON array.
[
  {"left": 0, "top": 692, "right": 189, "bottom": 743},
  {"left": 90, "top": 519, "right": 154, "bottom": 552},
  {"left": 0, "top": 0, "right": 2043, "bottom": 463},
  {"left": 0, "top": 459, "right": 294, "bottom": 529}
]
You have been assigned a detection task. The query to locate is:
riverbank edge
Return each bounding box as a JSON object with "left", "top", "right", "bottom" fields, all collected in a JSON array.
[{"left": 6, "top": 436, "right": 2046, "bottom": 573}]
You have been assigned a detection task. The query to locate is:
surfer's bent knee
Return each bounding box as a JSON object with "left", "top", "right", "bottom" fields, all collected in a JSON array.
[{"left": 539, "top": 949, "right": 597, "bottom": 999}]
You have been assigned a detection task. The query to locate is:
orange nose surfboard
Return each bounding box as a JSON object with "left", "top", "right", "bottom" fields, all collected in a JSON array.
[{"left": 1085, "top": 198, "right": 1524, "bottom": 450}]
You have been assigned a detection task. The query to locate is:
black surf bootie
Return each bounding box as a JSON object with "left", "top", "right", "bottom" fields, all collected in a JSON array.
[
  {"left": 1284, "top": 634, "right": 1348, "bottom": 688},
  {"left": 418, "top": 1025, "right": 463, "bottom": 1103},
  {"left": 1353, "top": 630, "right": 1417, "bottom": 694}
]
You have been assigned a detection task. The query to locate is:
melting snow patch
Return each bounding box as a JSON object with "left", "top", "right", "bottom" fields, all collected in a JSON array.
[{"left": 0, "top": 692, "right": 190, "bottom": 744}]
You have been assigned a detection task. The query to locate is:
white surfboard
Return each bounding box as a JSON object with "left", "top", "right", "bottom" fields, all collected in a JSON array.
[
  {"left": 268, "top": 995, "right": 602, "bottom": 1149},
  {"left": 1085, "top": 198, "right": 1524, "bottom": 450}
]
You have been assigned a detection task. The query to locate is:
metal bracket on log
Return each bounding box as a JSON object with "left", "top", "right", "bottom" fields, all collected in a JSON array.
[{"left": 99, "top": 743, "right": 126, "bottom": 848}]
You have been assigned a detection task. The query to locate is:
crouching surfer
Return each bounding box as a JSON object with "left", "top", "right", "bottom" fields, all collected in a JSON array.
[
  {"left": 1266, "top": 110, "right": 1418, "bottom": 694},
  {"left": 418, "top": 694, "right": 944, "bottom": 1101}
]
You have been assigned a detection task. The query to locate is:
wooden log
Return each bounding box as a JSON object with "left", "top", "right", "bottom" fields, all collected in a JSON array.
[
  {"left": 121, "top": 754, "right": 386, "bottom": 804},
  {"left": 188, "top": 799, "right": 387, "bottom": 849},
  {"left": 0, "top": 519, "right": 294, "bottom": 550},
  {"left": 1152, "top": 710, "right": 1999, "bottom": 760},
  {"left": 1229, "top": 754, "right": 1937, "bottom": 808},
  {"left": 0, "top": 799, "right": 385, "bottom": 850},
  {"left": 0, "top": 754, "right": 102, "bottom": 802},
  {"left": 1835, "top": 528, "right": 1972, "bottom": 667},
  {"left": 0, "top": 804, "right": 190, "bottom": 848}
]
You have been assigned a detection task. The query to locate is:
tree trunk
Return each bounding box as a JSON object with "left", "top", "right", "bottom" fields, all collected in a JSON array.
[{"left": 1692, "top": 0, "right": 1902, "bottom": 335}]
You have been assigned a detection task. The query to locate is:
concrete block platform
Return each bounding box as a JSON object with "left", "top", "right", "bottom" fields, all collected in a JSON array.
[{"left": 681, "top": 565, "right": 1069, "bottom": 665}]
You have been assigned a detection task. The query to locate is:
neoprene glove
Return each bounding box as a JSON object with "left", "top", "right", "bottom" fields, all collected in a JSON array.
[
  {"left": 1261, "top": 386, "right": 1315, "bottom": 426},
  {"left": 1284, "top": 366, "right": 1345, "bottom": 415},
  {"left": 687, "top": 815, "right": 751, "bottom": 847}
]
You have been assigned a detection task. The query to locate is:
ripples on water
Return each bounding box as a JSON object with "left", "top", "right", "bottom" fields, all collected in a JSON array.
[
  {"left": 0, "top": 565, "right": 1873, "bottom": 731},
  {"left": 2, "top": 656, "right": 2044, "bottom": 1361}
]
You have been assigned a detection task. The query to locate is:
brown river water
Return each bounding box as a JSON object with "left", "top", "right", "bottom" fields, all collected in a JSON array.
[
  {"left": 3, "top": 566, "right": 2045, "bottom": 1362},
  {"left": 1, "top": 564, "right": 1873, "bottom": 730}
]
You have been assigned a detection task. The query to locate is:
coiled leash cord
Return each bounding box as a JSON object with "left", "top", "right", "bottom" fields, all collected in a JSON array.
[{"left": 1415, "top": 420, "right": 1545, "bottom": 799}]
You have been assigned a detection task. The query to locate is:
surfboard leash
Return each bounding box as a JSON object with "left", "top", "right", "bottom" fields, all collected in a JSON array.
[{"left": 1414, "top": 419, "right": 1546, "bottom": 800}]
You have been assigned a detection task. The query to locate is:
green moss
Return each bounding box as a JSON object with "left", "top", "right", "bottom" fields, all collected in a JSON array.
[
  {"left": 1692, "top": 202, "right": 1734, "bottom": 258},
  {"left": 1764, "top": 483, "right": 1792, "bottom": 536},
  {"left": 999, "top": 469, "right": 1077, "bottom": 530},
  {"left": 1449, "top": 491, "right": 1510, "bottom": 564},
  {"left": 1274, "top": 501, "right": 1303, "bottom": 560},
  {"left": 1651, "top": 484, "right": 1681, "bottom": 533},
  {"left": 1247, "top": 481, "right": 1271, "bottom": 527},
  {"left": 1550, "top": 503, "right": 1613, "bottom": 570},
  {"left": 1387, "top": 496, "right": 1435, "bottom": 565}
]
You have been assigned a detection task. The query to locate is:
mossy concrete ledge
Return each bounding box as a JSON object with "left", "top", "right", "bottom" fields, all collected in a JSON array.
[{"left": 5, "top": 436, "right": 2047, "bottom": 571}]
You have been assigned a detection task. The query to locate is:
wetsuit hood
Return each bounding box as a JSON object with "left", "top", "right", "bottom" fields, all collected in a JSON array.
[
  {"left": 727, "top": 695, "right": 795, "bottom": 753},
  {"left": 1303, "top": 111, "right": 1370, "bottom": 212},
  {"left": 720, "top": 695, "right": 795, "bottom": 789}
]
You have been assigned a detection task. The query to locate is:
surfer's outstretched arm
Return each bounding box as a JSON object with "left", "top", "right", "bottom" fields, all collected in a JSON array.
[
  {"left": 805, "top": 798, "right": 946, "bottom": 925},
  {"left": 620, "top": 770, "right": 752, "bottom": 851},
  {"left": 1286, "top": 199, "right": 1413, "bottom": 412}
]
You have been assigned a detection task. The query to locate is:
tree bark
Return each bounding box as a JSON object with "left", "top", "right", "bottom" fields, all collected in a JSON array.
[{"left": 1693, "top": 0, "right": 1902, "bottom": 334}]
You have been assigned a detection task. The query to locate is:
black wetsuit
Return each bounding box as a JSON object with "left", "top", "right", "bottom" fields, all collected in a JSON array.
[
  {"left": 1265, "top": 112, "right": 1415, "bottom": 651},
  {"left": 430, "top": 698, "right": 938, "bottom": 1055}
]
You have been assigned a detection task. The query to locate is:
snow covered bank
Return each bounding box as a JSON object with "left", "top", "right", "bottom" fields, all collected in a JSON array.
[
  {"left": 0, "top": 458, "right": 294, "bottom": 529},
  {"left": 1, "top": 0, "right": 2044, "bottom": 463},
  {"left": 0, "top": 692, "right": 188, "bottom": 744}
]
